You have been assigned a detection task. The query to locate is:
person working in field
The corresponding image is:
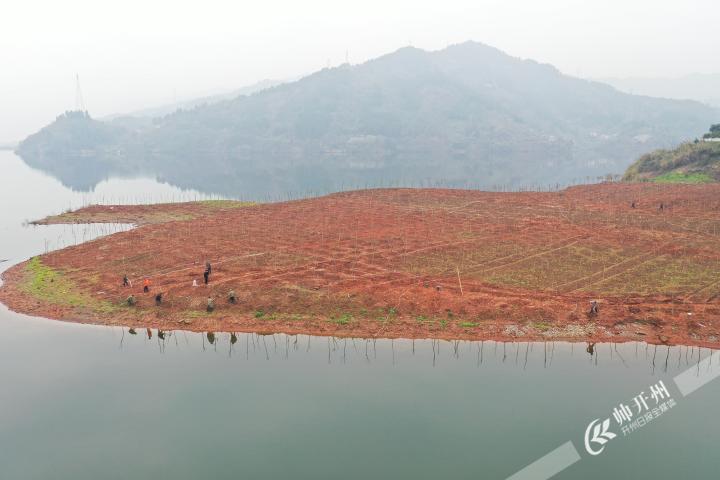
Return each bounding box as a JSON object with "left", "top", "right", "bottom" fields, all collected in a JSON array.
[
  {"left": 122, "top": 275, "right": 130, "bottom": 287},
  {"left": 204, "top": 261, "right": 212, "bottom": 285},
  {"left": 143, "top": 278, "right": 151, "bottom": 293},
  {"left": 207, "top": 296, "right": 215, "bottom": 312},
  {"left": 589, "top": 300, "right": 599, "bottom": 316}
]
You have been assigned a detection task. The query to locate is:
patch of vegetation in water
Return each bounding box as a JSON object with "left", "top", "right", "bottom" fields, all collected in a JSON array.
[
  {"left": 22, "top": 257, "right": 119, "bottom": 313},
  {"left": 652, "top": 172, "right": 714, "bottom": 184}
]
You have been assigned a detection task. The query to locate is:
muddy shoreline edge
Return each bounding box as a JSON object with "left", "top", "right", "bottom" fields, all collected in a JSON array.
[{"left": 2, "top": 259, "right": 716, "bottom": 349}]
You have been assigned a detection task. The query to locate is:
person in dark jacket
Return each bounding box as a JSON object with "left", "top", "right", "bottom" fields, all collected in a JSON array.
[{"left": 203, "top": 261, "right": 212, "bottom": 285}]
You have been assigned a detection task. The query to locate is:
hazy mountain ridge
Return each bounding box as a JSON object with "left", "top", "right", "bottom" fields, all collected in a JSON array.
[
  {"left": 103, "top": 79, "right": 286, "bottom": 122},
  {"left": 17, "top": 42, "right": 718, "bottom": 197},
  {"left": 600, "top": 73, "right": 720, "bottom": 108}
]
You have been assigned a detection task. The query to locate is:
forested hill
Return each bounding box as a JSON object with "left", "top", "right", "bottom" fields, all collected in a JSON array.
[
  {"left": 623, "top": 125, "right": 720, "bottom": 183},
  {"left": 17, "top": 42, "right": 718, "bottom": 197}
]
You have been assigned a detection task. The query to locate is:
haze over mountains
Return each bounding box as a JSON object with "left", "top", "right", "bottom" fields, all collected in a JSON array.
[
  {"left": 103, "top": 79, "right": 287, "bottom": 122},
  {"left": 17, "top": 42, "right": 718, "bottom": 197},
  {"left": 600, "top": 73, "right": 720, "bottom": 108}
]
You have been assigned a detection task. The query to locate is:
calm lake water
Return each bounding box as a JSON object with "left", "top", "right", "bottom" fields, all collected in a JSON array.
[{"left": 0, "top": 150, "right": 718, "bottom": 479}]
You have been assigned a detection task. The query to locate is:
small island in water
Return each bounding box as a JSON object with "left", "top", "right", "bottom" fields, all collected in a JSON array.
[{"left": 1, "top": 183, "right": 719, "bottom": 347}]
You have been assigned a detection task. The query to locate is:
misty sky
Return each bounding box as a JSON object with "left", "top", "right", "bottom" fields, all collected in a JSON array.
[{"left": 1, "top": 0, "right": 718, "bottom": 143}]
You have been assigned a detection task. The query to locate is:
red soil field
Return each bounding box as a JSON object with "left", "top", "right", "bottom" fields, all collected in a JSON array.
[{"left": 2, "top": 184, "right": 720, "bottom": 346}]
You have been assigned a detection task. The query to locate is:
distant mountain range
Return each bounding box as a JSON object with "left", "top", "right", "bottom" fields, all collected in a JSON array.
[
  {"left": 103, "top": 79, "right": 287, "bottom": 122},
  {"left": 600, "top": 73, "right": 720, "bottom": 108},
  {"left": 16, "top": 42, "right": 719, "bottom": 197}
]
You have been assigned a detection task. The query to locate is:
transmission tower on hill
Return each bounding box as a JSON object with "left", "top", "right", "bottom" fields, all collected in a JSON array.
[{"left": 74, "top": 73, "right": 86, "bottom": 112}]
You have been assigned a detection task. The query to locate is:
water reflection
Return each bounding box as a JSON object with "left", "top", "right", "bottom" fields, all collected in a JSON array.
[
  {"left": 18, "top": 152, "right": 432, "bottom": 201},
  {"left": 118, "top": 328, "right": 718, "bottom": 374},
  {"left": 5, "top": 149, "right": 720, "bottom": 480}
]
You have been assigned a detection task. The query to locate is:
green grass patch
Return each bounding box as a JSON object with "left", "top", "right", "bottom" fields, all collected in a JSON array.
[
  {"left": 482, "top": 244, "right": 632, "bottom": 291},
  {"left": 22, "top": 257, "right": 119, "bottom": 313},
  {"left": 400, "top": 242, "right": 526, "bottom": 276},
  {"left": 623, "top": 141, "right": 720, "bottom": 181},
  {"left": 329, "top": 313, "right": 353, "bottom": 325},
  {"left": 532, "top": 322, "right": 551, "bottom": 331},
  {"left": 375, "top": 307, "right": 399, "bottom": 325},
  {"left": 653, "top": 172, "right": 714, "bottom": 184},
  {"left": 459, "top": 321, "right": 479, "bottom": 328},
  {"left": 591, "top": 256, "right": 720, "bottom": 295},
  {"left": 198, "top": 200, "right": 256, "bottom": 209}
]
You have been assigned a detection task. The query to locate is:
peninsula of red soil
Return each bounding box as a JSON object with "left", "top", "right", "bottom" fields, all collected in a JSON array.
[
  {"left": 2, "top": 184, "right": 720, "bottom": 346},
  {"left": 31, "top": 199, "right": 255, "bottom": 225}
]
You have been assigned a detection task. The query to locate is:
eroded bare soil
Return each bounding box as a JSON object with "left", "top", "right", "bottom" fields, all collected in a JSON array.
[{"left": 2, "top": 184, "right": 720, "bottom": 346}]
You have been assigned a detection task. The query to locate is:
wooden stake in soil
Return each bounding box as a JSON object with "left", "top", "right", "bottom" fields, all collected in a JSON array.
[{"left": 456, "top": 266, "right": 464, "bottom": 296}]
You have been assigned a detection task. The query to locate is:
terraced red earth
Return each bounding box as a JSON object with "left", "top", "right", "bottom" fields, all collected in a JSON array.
[{"left": 2, "top": 184, "right": 720, "bottom": 346}]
